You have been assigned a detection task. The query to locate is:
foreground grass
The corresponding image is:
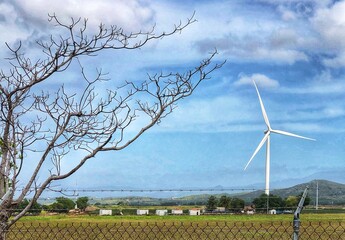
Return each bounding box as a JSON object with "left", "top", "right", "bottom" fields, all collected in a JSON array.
[
  {"left": 17, "top": 213, "right": 345, "bottom": 223},
  {"left": 7, "top": 214, "right": 344, "bottom": 240}
]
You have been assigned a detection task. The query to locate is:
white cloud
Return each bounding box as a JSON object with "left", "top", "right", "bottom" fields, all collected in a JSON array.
[
  {"left": 13, "top": 0, "right": 155, "bottom": 32},
  {"left": 278, "top": 7, "right": 297, "bottom": 21},
  {"left": 261, "top": 0, "right": 333, "bottom": 19},
  {"left": 0, "top": 3, "right": 31, "bottom": 43},
  {"left": 0, "top": 0, "right": 159, "bottom": 62},
  {"left": 191, "top": 2, "right": 311, "bottom": 65},
  {"left": 311, "top": 1, "right": 345, "bottom": 52},
  {"left": 281, "top": 81, "right": 345, "bottom": 95},
  {"left": 323, "top": 52, "right": 345, "bottom": 68},
  {"left": 313, "top": 70, "right": 333, "bottom": 82},
  {"left": 155, "top": 94, "right": 261, "bottom": 133},
  {"left": 196, "top": 36, "right": 309, "bottom": 64},
  {"left": 269, "top": 28, "right": 299, "bottom": 48},
  {"left": 234, "top": 73, "right": 280, "bottom": 89},
  {"left": 254, "top": 48, "right": 308, "bottom": 64},
  {"left": 191, "top": 1, "right": 345, "bottom": 67},
  {"left": 279, "top": 122, "right": 335, "bottom": 133},
  {"left": 323, "top": 107, "right": 345, "bottom": 118}
]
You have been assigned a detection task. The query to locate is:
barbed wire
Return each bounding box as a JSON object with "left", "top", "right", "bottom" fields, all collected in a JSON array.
[
  {"left": 61, "top": 188, "right": 259, "bottom": 193},
  {"left": 16, "top": 187, "right": 260, "bottom": 193}
]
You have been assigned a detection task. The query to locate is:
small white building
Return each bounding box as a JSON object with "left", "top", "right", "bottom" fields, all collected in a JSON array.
[
  {"left": 137, "top": 209, "right": 149, "bottom": 215},
  {"left": 189, "top": 209, "right": 201, "bottom": 216},
  {"left": 171, "top": 209, "right": 183, "bottom": 215},
  {"left": 156, "top": 210, "right": 168, "bottom": 216},
  {"left": 99, "top": 209, "right": 112, "bottom": 216},
  {"left": 269, "top": 209, "right": 277, "bottom": 215},
  {"left": 215, "top": 207, "right": 226, "bottom": 213}
]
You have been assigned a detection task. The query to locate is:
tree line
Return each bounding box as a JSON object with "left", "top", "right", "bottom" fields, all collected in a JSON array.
[
  {"left": 252, "top": 193, "right": 310, "bottom": 211},
  {"left": 206, "top": 195, "right": 245, "bottom": 212},
  {"left": 206, "top": 193, "right": 310, "bottom": 212},
  {"left": 15, "top": 197, "right": 89, "bottom": 215}
]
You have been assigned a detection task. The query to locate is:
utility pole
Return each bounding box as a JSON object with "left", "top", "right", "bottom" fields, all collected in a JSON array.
[
  {"left": 293, "top": 186, "right": 308, "bottom": 240},
  {"left": 316, "top": 181, "right": 319, "bottom": 210}
]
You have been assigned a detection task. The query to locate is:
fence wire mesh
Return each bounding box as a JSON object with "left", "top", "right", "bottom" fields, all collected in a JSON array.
[{"left": 4, "top": 221, "right": 345, "bottom": 240}]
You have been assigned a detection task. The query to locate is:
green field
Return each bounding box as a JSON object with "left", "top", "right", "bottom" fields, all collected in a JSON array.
[
  {"left": 16, "top": 212, "right": 345, "bottom": 223},
  {"left": 6, "top": 213, "right": 344, "bottom": 240}
]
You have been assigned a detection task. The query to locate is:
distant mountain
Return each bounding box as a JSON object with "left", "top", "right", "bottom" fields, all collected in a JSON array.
[{"left": 237, "top": 179, "right": 345, "bottom": 205}]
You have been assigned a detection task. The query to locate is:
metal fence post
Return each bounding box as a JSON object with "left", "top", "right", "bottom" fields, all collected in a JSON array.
[
  {"left": 293, "top": 186, "right": 308, "bottom": 240},
  {"left": 293, "top": 214, "right": 300, "bottom": 240}
]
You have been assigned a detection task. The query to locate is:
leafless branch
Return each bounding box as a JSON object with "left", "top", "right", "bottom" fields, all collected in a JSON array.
[{"left": 0, "top": 13, "right": 224, "bottom": 227}]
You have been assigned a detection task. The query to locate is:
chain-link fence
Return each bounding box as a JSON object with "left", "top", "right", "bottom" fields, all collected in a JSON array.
[{"left": 5, "top": 220, "right": 345, "bottom": 240}]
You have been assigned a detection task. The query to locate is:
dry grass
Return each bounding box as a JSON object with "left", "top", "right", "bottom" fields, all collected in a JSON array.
[{"left": 5, "top": 214, "right": 345, "bottom": 239}]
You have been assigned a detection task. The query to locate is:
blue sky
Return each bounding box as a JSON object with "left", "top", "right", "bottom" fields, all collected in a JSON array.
[{"left": 2, "top": 0, "right": 345, "bottom": 196}]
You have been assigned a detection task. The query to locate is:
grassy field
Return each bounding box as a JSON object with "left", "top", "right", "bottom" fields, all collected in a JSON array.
[
  {"left": 16, "top": 212, "right": 345, "bottom": 223},
  {"left": 5, "top": 213, "right": 344, "bottom": 240}
]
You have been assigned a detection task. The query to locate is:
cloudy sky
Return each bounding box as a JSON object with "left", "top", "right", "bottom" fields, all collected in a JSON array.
[{"left": 2, "top": 0, "right": 345, "bottom": 197}]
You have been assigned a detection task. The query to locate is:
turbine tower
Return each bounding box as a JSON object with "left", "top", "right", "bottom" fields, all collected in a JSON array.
[{"left": 244, "top": 81, "right": 315, "bottom": 195}]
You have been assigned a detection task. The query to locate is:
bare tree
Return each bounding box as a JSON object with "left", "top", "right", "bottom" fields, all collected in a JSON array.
[{"left": 0, "top": 13, "right": 223, "bottom": 237}]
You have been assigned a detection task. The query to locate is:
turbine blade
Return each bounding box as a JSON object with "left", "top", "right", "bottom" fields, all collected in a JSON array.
[
  {"left": 244, "top": 132, "right": 270, "bottom": 170},
  {"left": 253, "top": 80, "right": 271, "bottom": 129},
  {"left": 271, "top": 129, "right": 316, "bottom": 141}
]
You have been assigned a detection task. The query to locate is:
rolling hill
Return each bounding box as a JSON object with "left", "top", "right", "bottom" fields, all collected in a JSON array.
[
  {"left": 87, "top": 179, "right": 345, "bottom": 206},
  {"left": 228, "top": 179, "right": 345, "bottom": 205}
]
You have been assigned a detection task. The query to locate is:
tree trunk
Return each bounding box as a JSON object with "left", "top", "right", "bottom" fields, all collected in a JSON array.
[
  {"left": 0, "top": 210, "right": 9, "bottom": 240},
  {"left": 0, "top": 227, "right": 7, "bottom": 240}
]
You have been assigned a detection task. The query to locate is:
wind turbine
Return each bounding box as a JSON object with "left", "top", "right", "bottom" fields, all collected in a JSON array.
[{"left": 244, "top": 81, "right": 315, "bottom": 195}]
